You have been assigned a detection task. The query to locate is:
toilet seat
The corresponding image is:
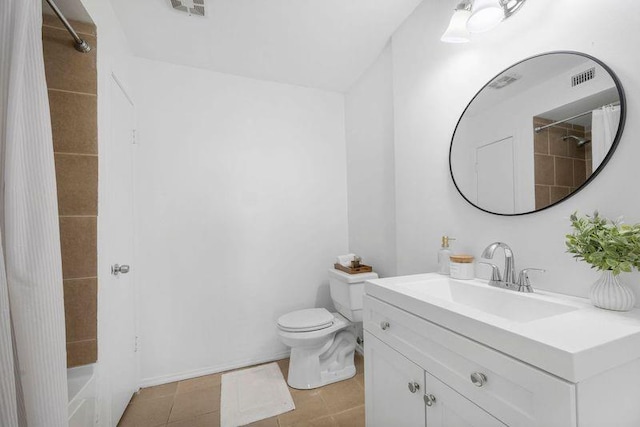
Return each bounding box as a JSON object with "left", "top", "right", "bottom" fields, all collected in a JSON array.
[{"left": 277, "top": 308, "right": 334, "bottom": 332}]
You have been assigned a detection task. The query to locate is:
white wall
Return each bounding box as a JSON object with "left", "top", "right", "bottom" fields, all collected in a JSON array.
[
  {"left": 391, "top": 1, "right": 640, "bottom": 301},
  {"left": 345, "top": 44, "right": 397, "bottom": 277},
  {"left": 133, "top": 58, "right": 349, "bottom": 385}
]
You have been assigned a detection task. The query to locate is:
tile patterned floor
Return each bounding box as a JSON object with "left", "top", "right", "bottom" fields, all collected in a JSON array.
[{"left": 118, "top": 353, "right": 365, "bottom": 427}]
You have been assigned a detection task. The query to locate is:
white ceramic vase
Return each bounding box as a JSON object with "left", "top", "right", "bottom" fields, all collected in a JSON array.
[{"left": 589, "top": 270, "right": 636, "bottom": 311}]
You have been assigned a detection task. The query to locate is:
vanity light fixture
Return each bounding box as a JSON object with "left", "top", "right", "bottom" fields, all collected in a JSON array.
[
  {"left": 441, "top": 0, "right": 527, "bottom": 42},
  {"left": 440, "top": 2, "right": 472, "bottom": 43}
]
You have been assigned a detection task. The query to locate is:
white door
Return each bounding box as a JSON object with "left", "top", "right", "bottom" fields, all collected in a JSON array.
[
  {"left": 476, "top": 137, "right": 515, "bottom": 214},
  {"left": 103, "top": 74, "right": 137, "bottom": 425},
  {"left": 425, "top": 371, "right": 506, "bottom": 427},
  {"left": 365, "top": 332, "right": 425, "bottom": 427}
]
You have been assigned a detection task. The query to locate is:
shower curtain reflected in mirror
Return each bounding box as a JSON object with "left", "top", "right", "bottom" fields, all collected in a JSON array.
[
  {"left": 591, "top": 105, "right": 621, "bottom": 171},
  {"left": 0, "top": 0, "right": 69, "bottom": 425}
]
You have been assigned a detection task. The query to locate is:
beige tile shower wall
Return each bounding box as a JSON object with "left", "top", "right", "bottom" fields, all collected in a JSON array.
[
  {"left": 533, "top": 117, "right": 592, "bottom": 210},
  {"left": 42, "top": 14, "right": 98, "bottom": 368}
]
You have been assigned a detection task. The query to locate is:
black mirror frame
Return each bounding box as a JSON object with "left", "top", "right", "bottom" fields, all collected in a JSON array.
[{"left": 449, "top": 51, "right": 627, "bottom": 216}]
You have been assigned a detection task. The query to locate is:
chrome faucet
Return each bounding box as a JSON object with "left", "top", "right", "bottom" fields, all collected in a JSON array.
[
  {"left": 481, "top": 242, "right": 516, "bottom": 284},
  {"left": 480, "top": 242, "right": 545, "bottom": 292}
]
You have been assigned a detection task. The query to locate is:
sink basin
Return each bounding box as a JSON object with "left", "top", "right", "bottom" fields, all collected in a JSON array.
[{"left": 398, "top": 277, "right": 579, "bottom": 323}]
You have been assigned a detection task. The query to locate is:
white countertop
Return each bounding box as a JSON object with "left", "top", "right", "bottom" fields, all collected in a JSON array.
[{"left": 365, "top": 273, "right": 640, "bottom": 383}]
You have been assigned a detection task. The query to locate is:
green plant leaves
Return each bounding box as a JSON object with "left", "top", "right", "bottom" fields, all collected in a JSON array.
[{"left": 566, "top": 211, "right": 640, "bottom": 276}]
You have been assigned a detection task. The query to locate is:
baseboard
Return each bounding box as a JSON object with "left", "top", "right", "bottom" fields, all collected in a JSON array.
[{"left": 139, "top": 351, "right": 291, "bottom": 388}]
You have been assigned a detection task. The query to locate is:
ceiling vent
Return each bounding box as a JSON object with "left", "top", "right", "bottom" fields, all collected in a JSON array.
[
  {"left": 169, "top": 0, "right": 205, "bottom": 17},
  {"left": 571, "top": 67, "right": 595, "bottom": 87},
  {"left": 487, "top": 72, "right": 522, "bottom": 90}
]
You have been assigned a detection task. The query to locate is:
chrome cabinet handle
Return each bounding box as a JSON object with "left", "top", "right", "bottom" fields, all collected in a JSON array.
[
  {"left": 380, "top": 321, "right": 390, "bottom": 330},
  {"left": 470, "top": 372, "right": 488, "bottom": 387},
  {"left": 408, "top": 381, "right": 420, "bottom": 393},
  {"left": 111, "top": 264, "right": 130, "bottom": 276},
  {"left": 423, "top": 393, "right": 437, "bottom": 407}
]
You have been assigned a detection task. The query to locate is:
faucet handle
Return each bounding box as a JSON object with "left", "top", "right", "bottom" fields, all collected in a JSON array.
[
  {"left": 478, "top": 262, "right": 502, "bottom": 282},
  {"left": 517, "top": 268, "right": 545, "bottom": 293}
]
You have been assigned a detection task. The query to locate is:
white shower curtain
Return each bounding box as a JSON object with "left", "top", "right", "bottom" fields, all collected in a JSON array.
[
  {"left": 591, "top": 105, "right": 621, "bottom": 171},
  {"left": 0, "top": 0, "right": 69, "bottom": 426}
]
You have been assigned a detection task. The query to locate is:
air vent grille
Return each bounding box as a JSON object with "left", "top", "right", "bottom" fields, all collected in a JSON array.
[
  {"left": 488, "top": 73, "right": 522, "bottom": 90},
  {"left": 572, "top": 67, "right": 595, "bottom": 87},
  {"left": 169, "top": 0, "right": 205, "bottom": 16}
]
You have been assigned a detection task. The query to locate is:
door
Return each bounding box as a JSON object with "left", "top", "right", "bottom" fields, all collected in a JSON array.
[
  {"left": 425, "top": 371, "right": 506, "bottom": 427},
  {"left": 476, "top": 137, "right": 515, "bottom": 214},
  {"left": 103, "top": 74, "right": 137, "bottom": 425},
  {"left": 364, "top": 332, "right": 425, "bottom": 427}
]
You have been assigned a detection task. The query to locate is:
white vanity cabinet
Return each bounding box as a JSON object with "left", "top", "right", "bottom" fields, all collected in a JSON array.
[
  {"left": 364, "top": 273, "right": 640, "bottom": 427},
  {"left": 365, "top": 331, "right": 506, "bottom": 427},
  {"left": 363, "top": 295, "right": 577, "bottom": 427}
]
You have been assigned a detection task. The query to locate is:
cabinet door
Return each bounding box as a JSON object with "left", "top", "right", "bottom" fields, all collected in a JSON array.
[
  {"left": 425, "top": 371, "right": 506, "bottom": 427},
  {"left": 365, "top": 332, "right": 425, "bottom": 427}
]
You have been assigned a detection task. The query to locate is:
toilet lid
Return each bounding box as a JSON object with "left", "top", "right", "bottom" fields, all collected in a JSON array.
[{"left": 277, "top": 308, "right": 334, "bottom": 332}]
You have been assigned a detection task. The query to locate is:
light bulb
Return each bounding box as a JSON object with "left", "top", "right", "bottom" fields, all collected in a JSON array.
[{"left": 467, "top": 0, "right": 504, "bottom": 33}]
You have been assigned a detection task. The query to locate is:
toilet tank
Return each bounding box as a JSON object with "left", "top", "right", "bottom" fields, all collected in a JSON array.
[{"left": 328, "top": 269, "right": 378, "bottom": 322}]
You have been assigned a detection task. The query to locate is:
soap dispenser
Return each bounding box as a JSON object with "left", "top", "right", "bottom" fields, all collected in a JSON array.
[{"left": 438, "top": 236, "right": 455, "bottom": 275}]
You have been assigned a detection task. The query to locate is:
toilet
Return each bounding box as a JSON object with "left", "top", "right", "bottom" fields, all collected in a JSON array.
[{"left": 277, "top": 268, "right": 378, "bottom": 389}]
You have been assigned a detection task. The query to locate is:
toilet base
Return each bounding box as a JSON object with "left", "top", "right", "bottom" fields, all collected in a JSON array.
[
  {"left": 316, "top": 363, "right": 356, "bottom": 388},
  {"left": 288, "top": 353, "right": 356, "bottom": 390},
  {"left": 287, "top": 327, "right": 357, "bottom": 390}
]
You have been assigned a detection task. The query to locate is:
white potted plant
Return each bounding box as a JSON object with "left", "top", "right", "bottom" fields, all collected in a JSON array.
[{"left": 566, "top": 211, "right": 640, "bottom": 311}]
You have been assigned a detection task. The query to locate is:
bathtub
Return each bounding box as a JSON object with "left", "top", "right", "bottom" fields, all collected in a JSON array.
[{"left": 67, "top": 364, "right": 96, "bottom": 427}]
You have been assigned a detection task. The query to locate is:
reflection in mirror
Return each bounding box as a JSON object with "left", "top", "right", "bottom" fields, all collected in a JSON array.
[{"left": 450, "top": 52, "right": 625, "bottom": 215}]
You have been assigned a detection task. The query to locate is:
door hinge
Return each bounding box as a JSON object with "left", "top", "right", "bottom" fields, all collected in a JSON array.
[
  {"left": 134, "top": 335, "right": 140, "bottom": 352},
  {"left": 132, "top": 129, "right": 137, "bottom": 145}
]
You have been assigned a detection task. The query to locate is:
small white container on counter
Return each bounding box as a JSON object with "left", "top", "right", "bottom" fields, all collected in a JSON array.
[{"left": 449, "top": 255, "right": 475, "bottom": 280}]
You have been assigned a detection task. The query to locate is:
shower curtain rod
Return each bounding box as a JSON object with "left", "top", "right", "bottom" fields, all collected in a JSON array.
[
  {"left": 534, "top": 101, "right": 620, "bottom": 133},
  {"left": 44, "top": 0, "right": 91, "bottom": 53}
]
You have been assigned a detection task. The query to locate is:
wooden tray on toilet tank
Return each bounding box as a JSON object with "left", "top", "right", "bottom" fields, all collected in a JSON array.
[{"left": 333, "top": 263, "right": 373, "bottom": 274}]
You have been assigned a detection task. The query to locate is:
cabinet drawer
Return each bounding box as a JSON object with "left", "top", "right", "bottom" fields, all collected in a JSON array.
[{"left": 364, "top": 295, "right": 576, "bottom": 427}]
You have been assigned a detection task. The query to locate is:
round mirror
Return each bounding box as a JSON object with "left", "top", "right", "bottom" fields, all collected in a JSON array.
[{"left": 449, "top": 51, "right": 626, "bottom": 216}]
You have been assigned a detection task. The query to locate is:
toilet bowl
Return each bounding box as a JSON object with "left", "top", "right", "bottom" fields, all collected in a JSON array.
[
  {"left": 277, "top": 308, "right": 356, "bottom": 389},
  {"left": 277, "top": 269, "right": 378, "bottom": 389}
]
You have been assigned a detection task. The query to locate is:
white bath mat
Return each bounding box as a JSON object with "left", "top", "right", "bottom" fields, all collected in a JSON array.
[{"left": 220, "top": 362, "right": 295, "bottom": 427}]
